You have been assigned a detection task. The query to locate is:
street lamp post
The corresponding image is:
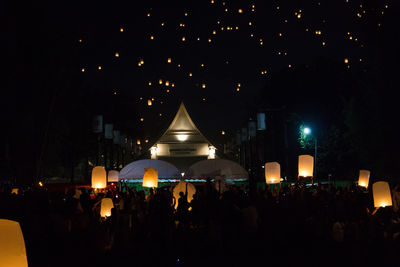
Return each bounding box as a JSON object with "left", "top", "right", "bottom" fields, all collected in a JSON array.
[{"left": 303, "top": 127, "right": 317, "bottom": 182}]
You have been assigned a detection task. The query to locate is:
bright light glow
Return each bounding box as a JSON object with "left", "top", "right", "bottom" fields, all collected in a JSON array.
[
  {"left": 303, "top": 127, "right": 311, "bottom": 135},
  {"left": 150, "top": 146, "right": 158, "bottom": 159},
  {"left": 177, "top": 134, "right": 188, "bottom": 141},
  {"left": 208, "top": 146, "right": 216, "bottom": 159}
]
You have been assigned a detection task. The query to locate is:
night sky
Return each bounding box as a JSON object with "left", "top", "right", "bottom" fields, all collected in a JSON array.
[{"left": 4, "top": 0, "right": 400, "bottom": 182}]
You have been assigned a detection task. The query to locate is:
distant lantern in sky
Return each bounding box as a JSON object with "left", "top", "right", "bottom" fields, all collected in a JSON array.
[
  {"left": 140, "top": 117, "right": 144, "bottom": 121},
  {"left": 98, "top": 66, "right": 102, "bottom": 70},
  {"left": 238, "top": 9, "right": 243, "bottom": 13},
  {"left": 167, "top": 58, "right": 172, "bottom": 63},
  {"left": 150, "top": 35, "right": 154, "bottom": 40},
  {"left": 92, "top": 166, "right": 107, "bottom": 189},
  {"left": 189, "top": 72, "right": 193, "bottom": 77},
  {"left": 100, "top": 198, "right": 114, "bottom": 218},
  {"left": 137, "top": 139, "right": 141, "bottom": 145},
  {"left": 344, "top": 58, "right": 349, "bottom": 63},
  {"left": 159, "top": 79, "right": 163, "bottom": 84},
  {"left": 358, "top": 170, "right": 370, "bottom": 188},
  {"left": 120, "top": 27, "right": 124, "bottom": 32},
  {"left": 115, "top": 52, "right": 119, "bottom": 57},
  {"left": 202, "top": 83, "right": 206, "bottom": 88},
  {"left": 165, "top": 81, "right": 170, "bottom": 86},
  {"left": 148, "top": 81, "right": 152, "bottom": 86},
  {"left": 298, "top": 155, "right": 314, "bottom": 177},
  {"left": 0, "top": 219, "right": 28, "bottom": 267},
  {"left": 373, "top": 181, "right": 392, "bottom": 208},
  {"left": 265, "top": 162, "right": 281, "bottom": 184},
  {"left": 78, "top": 39, "right": 82, "bottom": 43},
  {"left": 221, "top": 130, "right": 225, "bottom": 135},
  {"left": 147, "top": 99, "right": 152, "bottom": 106},
  {"left": 143, "top": 168, "right": 158, "bottom": 188},
  {"left": 182, "top": 36, "right": 186, "bottom": 41},
  {"left": 81, "top": 68, "right": 85, "bottom": 72}
]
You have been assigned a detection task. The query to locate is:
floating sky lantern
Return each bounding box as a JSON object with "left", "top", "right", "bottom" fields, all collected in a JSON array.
[
  {"left": 358, "top": 170, "right": 370, "bottom": 188},
  {"left": 372, "top": 181, "right": 392, "bottom": 208},
  {"left": 148, "top": 99, "right": 152, "bottom": 106},
  {"left": 143, "top": 168, "right": 158, "bottom": 188},
  {"left": 265, "top": 162, "right": 281, "bottom": 184},
  {"left": 0, "top": 219, "right": 28, "bottom": 267},
  {"left": 298, "top": 155, "right": 314, "bottom": 177},
  {"left": 100, "top": 198, "right": 114, "bottom": 217},
  {"left": 92, "top": 166, "right": 107, "bottom": 189}
]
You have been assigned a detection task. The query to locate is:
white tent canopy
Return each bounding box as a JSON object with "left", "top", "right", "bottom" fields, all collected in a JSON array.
[
  {"left": 185, "top": 159, "right": 248, "bottom": 181},
  {"left": 119, "top": 159, "right": 181, "bottom": 181}
]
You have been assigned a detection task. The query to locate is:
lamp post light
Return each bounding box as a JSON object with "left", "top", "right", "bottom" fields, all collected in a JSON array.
[{"left": 303, "top": 127, "right": 317, "bottom": 182}]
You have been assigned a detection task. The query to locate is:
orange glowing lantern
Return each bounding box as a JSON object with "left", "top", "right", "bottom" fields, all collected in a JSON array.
[
  {"left": 0, "top": 219, "right": 28, "bottom": 267},
  {"left": 173, "top": 181, "right": 196, "bottom": 209},
  {"left": 372, "top": 181, "right": 392, "bottom": 208},
  {"left": 298, "top": 155, "right": 314, "bottom": 177},
  {"left": 358, "top": 170, "right": 370, "bottom": 188},
  {"left": 100, "top": 198, "right": 114, "bottom": 217},
  {"left": 265, "top": 162, "right": 281, "bottom": 184},
  {"left": 91, "top": 166, "right": 107, "bottom": 189},
  {"left": 143, "top": 168, "right": 158, "bottom": 188}
]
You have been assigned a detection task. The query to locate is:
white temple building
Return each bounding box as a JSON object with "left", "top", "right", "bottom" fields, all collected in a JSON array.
[{"left": 149, "top": 102, "right": 216, "bottom": 172}]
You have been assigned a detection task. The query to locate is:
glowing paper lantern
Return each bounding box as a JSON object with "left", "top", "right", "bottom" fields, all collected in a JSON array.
[
  {"left": 11, "top": 188, "right": 19, "bottom": 194},
  {"left": 91, "top": 166, "right": 107, "bottom": 189},
  {"left": 372, "top": 181, "right": 392, "bottom": 208},
  {"left": 265, "top": 162, "right": 281, "bottom": 184},
  {"left": 143, "top": 168, "right": 158, "bottom": 188},
  {"left": 358, "top": 170, "right": 370, "bottom": 188},
  {"left": 0, "top": 219, "right": 28, "bottom": 267},
  {"left": 173, "top": 181, "right": 196, "bottom": 209},
  {"left": 100, "top": 198, "right": 114, "bottom": 217},
  {"left": 298, "top": 155, "right": 314, "bottom": 177},
  {"left": 108, "top": 170, "right": 119, "bottom": 182}
]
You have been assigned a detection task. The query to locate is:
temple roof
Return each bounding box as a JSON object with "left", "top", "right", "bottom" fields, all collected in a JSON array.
[{"left": 152, "top": 102, "right": 213, "bottom": 145}]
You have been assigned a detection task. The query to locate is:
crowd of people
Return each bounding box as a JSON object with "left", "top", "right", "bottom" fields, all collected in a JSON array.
[{"left": 1, "top": 180, "right": 400, "bottom": 267}]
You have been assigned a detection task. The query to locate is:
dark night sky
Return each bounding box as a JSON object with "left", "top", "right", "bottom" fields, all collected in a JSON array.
[{"left": 4, "top": 0, "right": 400, "bottom": 182}]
